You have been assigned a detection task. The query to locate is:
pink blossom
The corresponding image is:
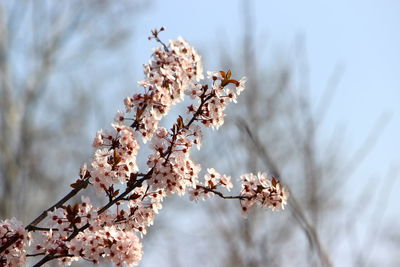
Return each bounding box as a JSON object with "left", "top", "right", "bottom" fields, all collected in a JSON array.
[
  {"left": 0, "top": 31, "right": 289, "bottom": 267},
  {"left": 0, "top": 218, "right": 27, "bottom": 266}
]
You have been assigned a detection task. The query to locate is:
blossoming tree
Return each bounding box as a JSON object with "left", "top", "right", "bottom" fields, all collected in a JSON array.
[{"left": 0, "top": 28, "right": 288, "bottom": 267}]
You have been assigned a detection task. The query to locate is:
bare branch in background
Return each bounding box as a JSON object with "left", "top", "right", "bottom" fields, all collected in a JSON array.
[
  {"left": 157, "top": 1, "right": 393, "bottom": 267},
  {"left": 0, "top": 0, "right": 146, "bottom": 221}
]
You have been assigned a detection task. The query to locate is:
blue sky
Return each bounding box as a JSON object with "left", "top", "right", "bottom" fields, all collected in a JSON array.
[
  {"left": 4, "top": 0, "right": 398, "bottom": 265},
  {"left": 127, "top": 0, "right": 400, "bottom": 265},
  {"left": 132, "top": 0, "right": 400, "bottom": 200}
]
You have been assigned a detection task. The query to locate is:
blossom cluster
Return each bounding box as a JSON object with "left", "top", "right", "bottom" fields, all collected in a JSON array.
[
  {"left": 189, "top": 168, "right": 233, "bottom": 201},
  {"left": 23, "top": 196, "right": 143, "bottom": 266},
  {"left": 147, "top": 125, "right": 201, "bottom": 195},
  {"left": 90, "top": 123, "right": 140, "bottom": 194},
  {"left": 0, "top": 28, "right": 288, "bottom": 267},
  {"left": 189, "top": 169, "right": 288, "bottom": 216},
  {"left": 125, "top": 33, "right": 203, "bottom": 141},
  {"left": 0, "top": 218, "right": 28, "bottom": 266},
  {"left": 186, "top": 70, "right": 246, "bottom": 129},
  {"left": 240, "top": 173, "right": 288, "bottom": 214}
]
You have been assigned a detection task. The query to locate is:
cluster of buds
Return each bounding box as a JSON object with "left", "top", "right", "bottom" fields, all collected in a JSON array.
[{"left": 0, "top": 28, "right": 288, "bottom": 267}]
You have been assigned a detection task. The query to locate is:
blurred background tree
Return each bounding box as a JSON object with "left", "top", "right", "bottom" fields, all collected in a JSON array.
[
  {"left": 138, "top": 2, "right": 398, "bottom": 267},
  {"left": 0, "top": 0, "right": 147, "bottom": 221},
  {"left": 1, "top": 0, "right": 399, "bottom": 267}
]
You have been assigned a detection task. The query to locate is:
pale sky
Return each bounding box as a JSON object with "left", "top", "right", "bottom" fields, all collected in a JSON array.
[
  {"left": 128, "top": 0, "right": 400, "bottom": 266},
  {"left": 132, "top": 0, "right": 400, "bottom": 205}
]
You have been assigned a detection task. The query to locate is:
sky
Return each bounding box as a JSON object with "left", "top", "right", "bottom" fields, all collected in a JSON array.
[
  {"left": 131, "top": 0, "right": 400, "bottom": 203},
  {"left": 2, "top": 1, "right": 399, "bottom": 266},
  {"left": 132, "top": 0, "right": 400, "bottom": 160},
  {"left": 127, "top": 0, "right": 400, "bottom": 265}
]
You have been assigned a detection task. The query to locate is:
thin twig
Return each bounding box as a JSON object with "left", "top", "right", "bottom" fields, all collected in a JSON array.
[{"left": 198, "top": 186, "right": 246, "bottom": 200}]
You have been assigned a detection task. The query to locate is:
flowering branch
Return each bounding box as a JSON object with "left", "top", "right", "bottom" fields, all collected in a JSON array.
[
  {"left": 31, "top": 174, "right": 149, "bottom": 266},
  {"left": 0, "top": 28, "right": 288, "bottom": 267}
]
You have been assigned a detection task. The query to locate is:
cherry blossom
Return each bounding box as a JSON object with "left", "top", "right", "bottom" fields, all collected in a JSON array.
[
  {"left": 0, "top": 28, "right": 288, "bottom": 267},
  {"left": 240, "top": 173, "right": 288, "bottom": 215}
]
